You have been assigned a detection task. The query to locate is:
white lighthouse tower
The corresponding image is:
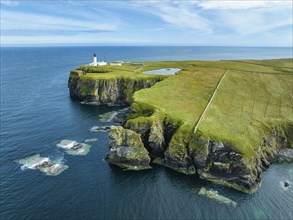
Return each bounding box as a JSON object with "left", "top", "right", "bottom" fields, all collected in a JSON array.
[{"left": 93, "top": 53, "right": 97, "bottom": 64}]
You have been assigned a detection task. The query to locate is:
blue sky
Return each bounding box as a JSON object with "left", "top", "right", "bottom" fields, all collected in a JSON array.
[{"left": 1, "top": 0, "right": 292, "bottom": 46}]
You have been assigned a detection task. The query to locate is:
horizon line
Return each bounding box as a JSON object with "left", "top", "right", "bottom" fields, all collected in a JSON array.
[{"left": 1, "top": 44, "right": 292, "bottom": 48}]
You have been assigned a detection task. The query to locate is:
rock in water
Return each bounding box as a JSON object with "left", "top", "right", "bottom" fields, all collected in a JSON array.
[
  {"left": 16, "top": 154, "right": 68, "bottom": 176},
  {"left": 280, "top": 181, "right": 290, "bottom": 190},
  {"left": 198, "top": 187, "right": 237, "bottom": 207},
  {"left": 112, "top": 107, "right": 132, "bottom": 124},
  {"left": 90, "top": 126, "right": 111, "bottom": 132},
  {"left": 106, "top": 126, "right": 151, "bottom": 170},
  {"left": 98, "top": 111, "right": 118, "bottom": 122},
  {"left": 57, "top": 139, "right": 91, "bottom": 156}
]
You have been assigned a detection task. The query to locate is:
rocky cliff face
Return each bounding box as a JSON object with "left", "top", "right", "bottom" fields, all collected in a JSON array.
[
  {"left": 118, "top": 108, "right": 293, "bottom": 192},
  {"left": 106, "top": 126, "right": 151, "bottom": 170},
  {"left": 68, "top": 73, "right": 163, "bottom": 105}
]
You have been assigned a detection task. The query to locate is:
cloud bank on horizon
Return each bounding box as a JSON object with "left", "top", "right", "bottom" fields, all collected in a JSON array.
[{"left": 1, "top": 0, "right": 292, "bottom": 46}]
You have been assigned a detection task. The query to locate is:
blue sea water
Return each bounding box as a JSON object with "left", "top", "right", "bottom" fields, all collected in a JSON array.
[{"left": 1, "top": 46, "right": 293, "bottom": 220}]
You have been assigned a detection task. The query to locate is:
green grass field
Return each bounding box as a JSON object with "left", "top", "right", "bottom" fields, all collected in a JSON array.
[
  {"left": 73, "top": 59, "right": 293, "bottom": 159},
  {"left": 135, "top": 59, "right": 293, "bottom": 158},
  {"left": 134, "top": 67, "right": 225, "bottom": 125},
  {"left": 198, "top": 70, "right": 293, "bottom": 158}
]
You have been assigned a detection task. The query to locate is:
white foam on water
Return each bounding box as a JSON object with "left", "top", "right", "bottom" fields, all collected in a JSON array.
[
  {"left": 27, "top": 158, "right": 50, "bottom": 169},
  {"left": 65, "top": 143, "right": 91, "bottom": 156},
  {"left": 20, "top": 165, "right": 28, "bottom": 171},
  {"left": 90, "top": 126, "right": 100, "bottom": 132},
  {"left": 85, "top": 138, "right": 98, "bottom": 143},
  {"left": 17, "top": 154, "right": 68, "bottom": 176},
  {"left": 57, "top": 139, "right": 92, "bottom": 156},
  {"left": 90, "top": 126, "right": 108, "bottom": 132},
  {"left": 56, "top": 140, "right": 77, "bottom": 149},
  {"left": 42, "top": 163, "right": 69, "bottom": 176},
  {"left": 17, "top": 154, "right": 50, "bottom": 170},
  {"left": 280, "top": 180, "right": 290, "bottom": 191}
]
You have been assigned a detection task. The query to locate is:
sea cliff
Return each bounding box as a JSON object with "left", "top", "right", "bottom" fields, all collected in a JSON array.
[
  {"left": 122, "top": 104, "right": 293, "bottom": 192},
  {"left": 68, "top": 59, "right": 293, "bottom": 193},
  {"left": 68, "top": 68, "right": 164, "bottom": 105}
]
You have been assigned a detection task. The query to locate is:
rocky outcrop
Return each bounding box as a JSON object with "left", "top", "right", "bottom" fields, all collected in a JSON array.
[
  {"left": 190, "top": 139, "right": 258, "bottom": 192},
  {"left": 106, "top": 126, "right": 151, "bottom": 170},
  {"left": 125, "top": 115, "right": 167, "bottom": 157},
  {"left": 68, "top": 73, "right": 163, "bottom": 105},
  {"left": 198, "top": 187, "right": 237, "bottom": 207},
  {"left": 149, "top": 118, "right": 165, "bottom": 156},
  {"left": 163, "top": 125, "right": 196, "bottom": 174},
  {"left": 160, "top": 125, "right": 292, "bottom": 192},
  {"left": 113, "top": 107, "right": 293, "bottom": 192}
]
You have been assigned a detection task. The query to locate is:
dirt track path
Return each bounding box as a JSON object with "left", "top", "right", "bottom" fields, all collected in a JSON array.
[{"left": 193, "top": 69, "right": 229, "bottom": 134}]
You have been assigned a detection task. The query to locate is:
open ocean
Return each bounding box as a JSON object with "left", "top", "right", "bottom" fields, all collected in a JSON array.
[{"left": 1, "top": 46, "right": 293, "bottom": 220}]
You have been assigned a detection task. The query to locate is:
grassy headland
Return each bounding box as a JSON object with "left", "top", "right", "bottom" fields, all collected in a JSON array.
[
  {"left": 71, "top": 58, "right": 293, "bottom": 162},
  {"left": 69, "top": 58, "right": 293, "bottom": 191}
]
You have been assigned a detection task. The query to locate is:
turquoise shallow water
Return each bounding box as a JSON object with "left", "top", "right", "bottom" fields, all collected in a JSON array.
[{"left": 1, "top": 46, "right": 293, "bottom": 220}]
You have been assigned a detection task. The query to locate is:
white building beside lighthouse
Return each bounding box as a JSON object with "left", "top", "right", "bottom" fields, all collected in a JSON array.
[{"left": 89, "top": 53, "right": 107, "bottom": 66}]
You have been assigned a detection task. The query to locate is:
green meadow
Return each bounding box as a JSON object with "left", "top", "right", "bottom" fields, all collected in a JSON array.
[
  {"left": 73, "top": 59, "right": 293, "bottom": 159},
  {"left": 142, "top": 60, "right": 292, "bottom": 159}
]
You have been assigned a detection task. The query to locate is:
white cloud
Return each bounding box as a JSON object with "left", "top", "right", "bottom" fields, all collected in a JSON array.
[
  {"left": 215, "top": 3, "right": 293, "bottom": 36},
  {"left": 198, "top": 0, "right": 291, "bottom": 10},
  {"left": 0, "top": 0, "right": 292, "bottom": 46},
  {"left": 1, "top": 10, "right": 119, "bottom": 33},
  {"left": 147, "top": 27, "right": 166, "bottom": 32},
  {"left": 136, "top": 3, "right": 212, "bottom": 33},
  {"left": 225, "top": 15, "right": 292, "bottom": 35},
  {"left": 1, "top": 0, "right": 19, "bottom": 7},
  {"left": 157, "top": 4, "right": 212, "bottom": 33}
]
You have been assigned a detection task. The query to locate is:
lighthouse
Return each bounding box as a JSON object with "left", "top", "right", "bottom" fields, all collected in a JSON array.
[
  {"left": 88, "top": 53, "right": 107, "bottom": 66},
  {"left": 93, "top": 53, "right": 97, "bottom": 64}
]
